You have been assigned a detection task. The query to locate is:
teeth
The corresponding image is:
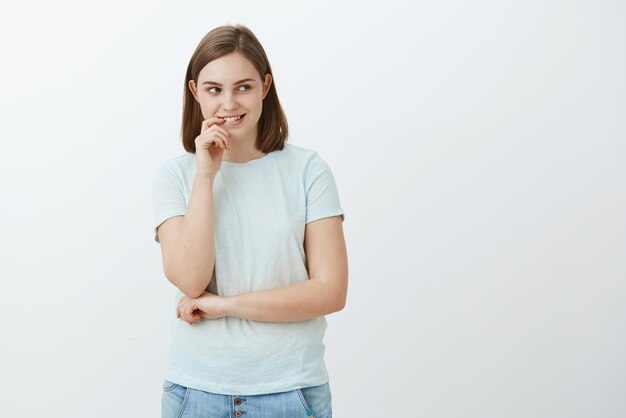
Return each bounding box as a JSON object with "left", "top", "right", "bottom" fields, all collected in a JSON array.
[{"left": 223, "top": 115, "right": 242, "bottom": 122}]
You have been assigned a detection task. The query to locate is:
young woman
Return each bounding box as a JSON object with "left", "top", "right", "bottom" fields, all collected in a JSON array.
[{"left": 152, "top": 24, "right": 348, "bottom": 418}]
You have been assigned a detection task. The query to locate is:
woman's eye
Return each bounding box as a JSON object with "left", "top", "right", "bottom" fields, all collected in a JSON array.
[{"left": 206, "top": 85, "right": 251, "bottom": 94}]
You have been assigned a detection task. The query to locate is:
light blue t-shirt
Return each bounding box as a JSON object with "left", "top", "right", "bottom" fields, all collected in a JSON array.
[{"left": 151, "top": 143, "right": 345, "bottom": 395}]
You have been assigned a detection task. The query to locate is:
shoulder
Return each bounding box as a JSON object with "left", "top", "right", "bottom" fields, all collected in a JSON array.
[
  {"left": 275, "top": 144, "right": 333, "bottom": 182},
  {"left": 159, "top": 152, "right": 194, "bottom": 171},
  {"left": 279, "top": 143, "right": 317, "bottom": 159},
  {"left": 153, "top": 152, "right": 195, "bottom": 180},
  {"left": 278, "top": 143, "right": 325, "bottom": 168}
]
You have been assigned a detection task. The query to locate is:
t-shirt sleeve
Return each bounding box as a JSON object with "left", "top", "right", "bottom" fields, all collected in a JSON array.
[
  {"left": 151, "top": 163, "right": 187, "bottom": 243},
  {"left": 304, "top": 152, "right": 345, "bottom": 224}
]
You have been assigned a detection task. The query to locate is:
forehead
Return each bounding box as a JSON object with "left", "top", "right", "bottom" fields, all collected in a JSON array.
[{"left": 198, "top": 52, "right": 259, "bottom": 83}]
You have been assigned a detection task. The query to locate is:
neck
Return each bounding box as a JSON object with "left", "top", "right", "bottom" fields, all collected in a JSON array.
[{"left": 222, "top": 135, "right": 266, "bottom": 163}]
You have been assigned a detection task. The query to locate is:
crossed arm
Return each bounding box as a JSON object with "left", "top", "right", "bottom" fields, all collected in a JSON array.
[{"left": 176, "top": 215, "right": 348, "bottom": 323}]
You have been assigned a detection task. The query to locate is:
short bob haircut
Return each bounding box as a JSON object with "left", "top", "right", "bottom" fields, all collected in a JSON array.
[{"left": 181, "top": 24, "right": 288, "bottom": 154}]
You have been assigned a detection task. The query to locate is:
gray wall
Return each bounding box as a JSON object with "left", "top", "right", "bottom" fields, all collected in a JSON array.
[{"left": 1, "top": 0, "right": 624, "bottom": 417}]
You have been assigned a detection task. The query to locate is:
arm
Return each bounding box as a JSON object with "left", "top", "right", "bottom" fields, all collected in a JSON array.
[
  {"left": 219, "top": 215, "right": 348, "bottom": 322},
  {"left": 158, "top": 174, "right": 216, "bottom": 298}
]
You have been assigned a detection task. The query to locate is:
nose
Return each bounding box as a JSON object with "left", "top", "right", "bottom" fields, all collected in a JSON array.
[{"left": 220, "top": 91, "right": 239, "bottom": 111}]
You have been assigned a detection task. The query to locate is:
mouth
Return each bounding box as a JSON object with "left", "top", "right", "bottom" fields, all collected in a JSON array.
[{"left": 219, "top": 113, "right": 246, "bottom": 123}]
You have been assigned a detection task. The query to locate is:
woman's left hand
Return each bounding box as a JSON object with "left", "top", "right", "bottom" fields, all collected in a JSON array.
[{"left": 177, "top": 291, "right": 227, "bottom": 324}]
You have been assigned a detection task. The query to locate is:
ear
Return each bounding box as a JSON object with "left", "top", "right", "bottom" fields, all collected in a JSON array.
[
  {"left": 262, "top": 74, "right": 272, "bottom": 100},
  {"left": 188, "top": 79, "right": 200, "bottom": 102}
]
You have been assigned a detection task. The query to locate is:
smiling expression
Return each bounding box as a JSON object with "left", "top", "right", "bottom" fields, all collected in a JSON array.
[{"left": 189, "top": 52, "right": 272, "bottom": 144}]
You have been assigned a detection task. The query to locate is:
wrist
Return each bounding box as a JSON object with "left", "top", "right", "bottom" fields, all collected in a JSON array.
[
  {"left": 220, "top": 295, "right": 235, "bottom": 318},
  {"left": 194, "top": 173, "right": 215, "bottom": 186}
]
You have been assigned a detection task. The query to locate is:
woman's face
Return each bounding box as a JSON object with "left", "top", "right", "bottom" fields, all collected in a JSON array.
[{"left": 189, "top": 52, "right": 272, "bottom": 145}]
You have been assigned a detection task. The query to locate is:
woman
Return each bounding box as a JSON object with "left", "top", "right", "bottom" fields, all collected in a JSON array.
[{"left": 151, "top": 24, "right": 348, "bottom": 418}]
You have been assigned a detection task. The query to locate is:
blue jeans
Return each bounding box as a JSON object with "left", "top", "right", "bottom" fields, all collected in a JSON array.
[{"left": 161, "top": 379, "right": 333, "bottom": 418}]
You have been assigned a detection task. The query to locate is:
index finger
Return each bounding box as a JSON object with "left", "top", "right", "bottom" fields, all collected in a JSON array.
[{"left": 201, "top": 117, "right": 225, "bottom": 133}]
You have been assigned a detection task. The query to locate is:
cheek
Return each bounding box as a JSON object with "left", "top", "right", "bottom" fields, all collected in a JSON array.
[
  {"left": 244, "top": 96, "right": 263, "bottom": 111},
  {"left": 200, "top": 99, "right": 219, "bottom": 114},
  {"left": 200, "top": 96, "right": 216, "bottom": 107}
]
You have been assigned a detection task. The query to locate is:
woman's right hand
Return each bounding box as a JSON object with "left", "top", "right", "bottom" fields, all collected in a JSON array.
[{"left": 194, "top": 117, "right": 230, "bottom": 178}]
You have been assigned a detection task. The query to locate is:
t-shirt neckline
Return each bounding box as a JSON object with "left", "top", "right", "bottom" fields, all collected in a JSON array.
[{"left": 220, "top": 150, "right": 275, "bottom": 167}]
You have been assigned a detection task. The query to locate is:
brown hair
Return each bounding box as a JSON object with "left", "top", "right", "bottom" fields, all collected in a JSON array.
[{"left": 181, "top": 25, "right": 288, "bottom": 153}]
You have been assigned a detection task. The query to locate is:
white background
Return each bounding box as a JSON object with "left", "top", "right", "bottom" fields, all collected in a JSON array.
[{"left": 1, "top": 1, "right": 624, "bottom": 417}]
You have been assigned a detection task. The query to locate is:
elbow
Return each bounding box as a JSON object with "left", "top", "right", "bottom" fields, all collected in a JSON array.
[
  {"left": 186, "top": 291, "right": 206, "bottom": 299},
  {"left": 333, "top": 297, "right": 346, "bottom": 313},
  {"left": 326, "top": 299, "right": 345, "bottom": 315},
  {"left": 334, "top": 276, "right": 348, "bottom": 312},
  {"left": 318, "top": 274, "right": 347, "bottom": 314},
  {"left": 329, "top": 289, "right": 347, "bottom": 313},
  {"left": 180, "top": 284, "right": 208, "bottom": 299},
  {"left": 164, "top": 270, "right": 211, "bottom": 298}
]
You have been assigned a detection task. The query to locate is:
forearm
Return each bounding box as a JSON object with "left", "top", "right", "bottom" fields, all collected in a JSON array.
[
  {"left": 172, "top": 174, "right": 216, "bottom": 297},
  {"left": 221, "top": 279, "right": 342, "bottom": 322}
]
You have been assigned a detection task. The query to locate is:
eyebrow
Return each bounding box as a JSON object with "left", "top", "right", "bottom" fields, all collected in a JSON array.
[{"left": 202, "top": 78, "right": 256, "bottom": 86}]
